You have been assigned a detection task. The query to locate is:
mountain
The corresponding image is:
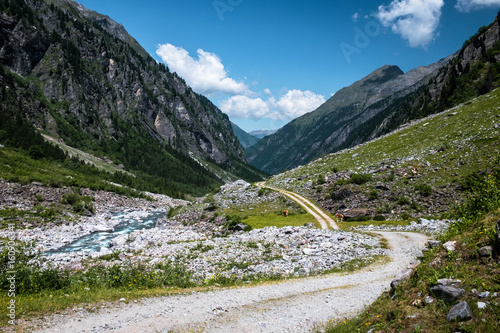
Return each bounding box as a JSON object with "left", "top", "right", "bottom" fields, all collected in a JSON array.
[
  {"left": 247, "top": 14, "right": 500, "bottom": 175},
  {"left": 231, "top": 122, "right": 260, "bottom": 149},
  {"left": 248, "top": 129, "right": 277, "bottom": 139},
  {"left": 0, "top": 0, "right": 264, "bottom": 196}
]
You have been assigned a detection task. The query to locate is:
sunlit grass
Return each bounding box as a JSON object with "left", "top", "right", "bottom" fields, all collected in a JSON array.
[{"left": 245, "top": 213, "right": 319, "bottom": 229}]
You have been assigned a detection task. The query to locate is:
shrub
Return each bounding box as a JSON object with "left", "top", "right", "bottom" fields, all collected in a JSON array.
[
  {"left": 414, "top": 183, "right": 433, "bottom": 196},
  {"left": 368, "top": 190, "right": 378, "bottom": 201},
  {"left": 397, "top": 196, "right": 410, "bottom": 205},
  {"left": 374, "top": 215, "right": 386, "bottom": 221},
  {"left": 350, "top": 173, "right": 372, "bottom": 185}
]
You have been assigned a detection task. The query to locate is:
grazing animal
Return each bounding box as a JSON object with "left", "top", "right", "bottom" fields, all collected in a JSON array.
[
  {"left": 335, "top": 213, "right": 344, "bottom": 222},
  {"left": 282, "top": 210, "right": 289, "bottom": 217}
]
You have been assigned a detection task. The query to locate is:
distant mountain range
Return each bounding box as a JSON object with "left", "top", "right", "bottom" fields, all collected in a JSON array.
[
  {"left": 247, "top": 14, "right": 500, "bottom": 174},
  {"left": 248, "top": 129, "right": 277, "bottom": 139},
  {"left": 0, "top": 0, "right": 265, "bottom": 196}
]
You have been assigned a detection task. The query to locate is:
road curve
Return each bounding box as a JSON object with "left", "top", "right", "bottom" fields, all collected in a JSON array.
[
  {"left": 256, "top": 182, "right": 339, "bottom": 229},
  {"left": 33, "top": 232, "right": 429, "bottom": 333}
]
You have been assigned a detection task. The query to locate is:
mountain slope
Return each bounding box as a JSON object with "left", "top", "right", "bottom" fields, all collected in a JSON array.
[
  {"left": 231, "top": 122, "right": 260, "bottom": 149},
  {"left": 0, "top": 0, "right": 263, "bottom": 196},
  {"left": 248, "top": 14, "right": 500, "bottom": 175}
]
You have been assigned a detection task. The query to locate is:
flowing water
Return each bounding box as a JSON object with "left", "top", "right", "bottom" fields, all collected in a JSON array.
[{"left": 49, "top": 211, "right": 165, "bottom": 254}]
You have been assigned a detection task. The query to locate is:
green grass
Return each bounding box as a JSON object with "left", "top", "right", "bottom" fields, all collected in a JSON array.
[
  {"left": 337, "top": 219, "right": 410, "bottom": 231},
  {"left": 244, "top": 213, "right": 318, "bottom": 229},
  {"left": 319, "top": 169, "right": 500, "bottom": 333},
  {"left": 269, "top": 88, "right": 500, "bottom": 191}
]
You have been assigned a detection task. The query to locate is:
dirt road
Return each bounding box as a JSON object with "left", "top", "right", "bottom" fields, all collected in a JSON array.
[{"left": 256, "top": 182, "right": 339, "bottom": 229}]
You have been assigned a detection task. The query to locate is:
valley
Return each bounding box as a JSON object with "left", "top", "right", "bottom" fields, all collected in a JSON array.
[{"left": 1, "top": 0, "right": 500, "bottom": 332}]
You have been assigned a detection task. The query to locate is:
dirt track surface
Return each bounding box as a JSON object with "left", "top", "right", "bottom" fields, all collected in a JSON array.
[
  {"left": 255, "top": 182, "right": 339, "bottom": 229},
  {"left": 32, "top": 231, "right": 428, "bottom": 333}
]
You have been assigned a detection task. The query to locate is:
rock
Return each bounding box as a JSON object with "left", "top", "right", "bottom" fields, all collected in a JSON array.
[
  {"left": 418, "top": 218, "right": 430, "bottom": 226},
  {"left": 391, "top": 269, "right": 413, "bottom": 291},
  {"left": 446, "top": 301, "right": 472, "bottom": 322},
  {"left": 92, "top": 225, "right": 113, "bottom": 233},
  {"left": 437, "top": 278, "right": 462, "bottom": 286},
  {"left": 477, "top": 301, "right": 487, "bottom": 309},
  {"left": 375, "top": 182, "right": 390, "bottom": 191},
  {"left": 302, "top": 248, "right": 318, "bottom": 255},
  {"left": 304, "top": 223, "right": 315, "bottom": 228},
  {"left": 478, "top": 246, "right": 493, "bottom": 257},
  {"left": 232, "top": 224, "right": 247, "bottom": 231},
  {"left": 427, "top": 240, "right": 441, "bottom": 248},
  {"left": 119, "top": 298, "right": 126, "bottom": 302},
  {"left": 297, "top": 267, "right": 310, "bottom": 275},
  {"left": 443, "top": 241, "right": 457, "bottom": 252},
  {"left": 478, "top": 291, "right": 490, "bottom": 299},
  {"left": 425, "top": 296, "right": 434, "bottom": 304},
  {"left": 431, "top": 285, "right": 465, "bottom": 303}
]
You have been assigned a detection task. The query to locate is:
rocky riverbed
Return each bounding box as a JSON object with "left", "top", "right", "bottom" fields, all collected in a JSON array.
[{"left": 1, "top": 179, "right": 450, "bottom": 283}]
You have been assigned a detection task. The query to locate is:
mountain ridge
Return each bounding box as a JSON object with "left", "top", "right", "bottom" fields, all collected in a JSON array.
[
  {"left": 247, "top": 15, "right": 500, "bottom": 175},
  {"left": 0, "top": 0, "right": 264, "bottom": 195}
]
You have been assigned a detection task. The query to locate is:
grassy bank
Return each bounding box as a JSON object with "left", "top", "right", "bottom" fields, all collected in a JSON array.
[{"left": 321, "top": 170, "right": 500, "bottom": 332}]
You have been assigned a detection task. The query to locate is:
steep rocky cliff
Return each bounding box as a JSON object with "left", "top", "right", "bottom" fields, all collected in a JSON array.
[
  {"left": 0, "top": 0, "right": 262, "bottom": 186},
  {"left": 248, "top": 14, "right": 500, "bottom": 175}
]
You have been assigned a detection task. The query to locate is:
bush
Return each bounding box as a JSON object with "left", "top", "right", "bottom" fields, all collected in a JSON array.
[
  {"left": 373, "top": 215, "right": 386, "bottom": 221},
  {"left": 397, "top": 196, "right": 410, "bottom": 205},
  {"left": 368, "top": 190, "right": 378, "bottom": 201},
  {"left": 414, "top": 183, "right": 433, "bottom": 196},
  {"left": 350, "top": 173, "right": 372, "bottom": 185}
]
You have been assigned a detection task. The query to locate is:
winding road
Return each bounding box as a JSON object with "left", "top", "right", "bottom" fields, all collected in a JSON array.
[
  {"left": 255, "top": 182, "right": 339, "bottom": 230},
  {"left": 33, "top": 232, "right": 429, "bottom": 333}
]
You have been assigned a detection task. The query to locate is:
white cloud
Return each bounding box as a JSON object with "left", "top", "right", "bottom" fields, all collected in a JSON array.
[
  {"left": 219, "top": 96, "right": 270, "bottom": 120},
  {"left": 156, "top": 43, "right": 248, "bottom": 96},
  {"left": 456, "top": 0, "right": 500, "bottom": 11},
  {"left": 272, "top": 90, "right": 326, "bottom": 119},
  {"left": 220, "top": 90, "right": 325, "bottom": 120},
  {"left": 264, "top": 88, "right": 272, "bottom": 96},
  {"left": 352, "top": 12, "right": 359, "bottom": 22},
  {"left": 376, "top": 0, "right": 445, "bottom": 48}
]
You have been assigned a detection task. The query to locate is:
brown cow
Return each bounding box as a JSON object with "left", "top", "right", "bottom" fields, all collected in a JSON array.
[
  {"left": 282, "top": 210, "right": 289, "bottom": 217},
  {"left": 335, "top": 213, "right": 344, "bottom": 222}
]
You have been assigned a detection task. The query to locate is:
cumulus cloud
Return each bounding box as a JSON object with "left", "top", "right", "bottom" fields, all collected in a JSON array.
[
  {"left": 219, "top": 96, "right": 270, "bottom": 119},
  {"left": 376, "top": 0, "right": 444, "bottom": 48},
  {"left": 352, "top": 12, "right": 359, "bottom": 22},
  {"left": 456, "top": 0, "right": 500, "bottom": 11},
  {"left": 272, "top": 90, "right": 326, "bottom": 119},
  {"left": 220, "top": 90, "right": 325, "bottom": 120},
  {"left": 156, "top": 43, "right": 248, "bottom": 96}
]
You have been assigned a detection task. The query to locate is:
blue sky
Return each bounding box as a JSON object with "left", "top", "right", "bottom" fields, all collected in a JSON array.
[{"left": 76, "top": 0, "right": 500, "bottom": 132}]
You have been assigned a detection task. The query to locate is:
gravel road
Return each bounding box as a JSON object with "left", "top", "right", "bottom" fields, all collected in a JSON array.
[
  {"left": 33, "top": 231, "right": 428, "bottom": 333},
  {"left": 255, "top": 182, "right": 339, "bottom": 229}
]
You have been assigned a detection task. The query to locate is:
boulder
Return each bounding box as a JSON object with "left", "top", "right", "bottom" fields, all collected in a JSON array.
[
  {"left": 391, "top": 269, "right": 413, "bottom": 291},
  {"left": 478, "top": 246, "right": 493, "bottom": 257},
  {"left": 92, "top": 225, "right": 113, "bottom": 233},
  {"left": 443, "top": 241, "right": 457, "bottom": 252},
  {"left": 297, "top": 267, "right": 310, "bottom": 275},
  {"left": 418, "top": 218, "right": 430, "bottom": 226},
  {"left": 437, "top": 278, "right": 462, "bottom": 286},
  {"left": 427, "top": 240, "right": 441, "bottom": 248},
  {"left": 431, "top": 285, "right": 465, "bottom": 303},
  {"left": 232, "top": 224, "right": 247, "bottom": 231},
  {"left": 446, "top": 301, "right": 472, "bottom": 322}
]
